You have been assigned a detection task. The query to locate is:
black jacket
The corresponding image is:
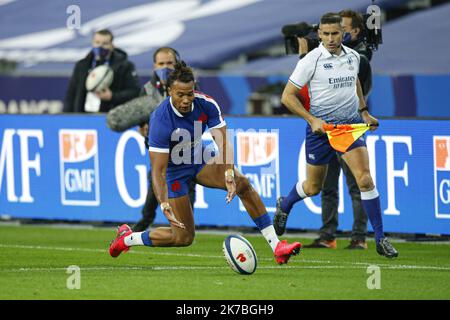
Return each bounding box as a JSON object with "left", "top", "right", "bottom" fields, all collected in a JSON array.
[
  {"left": 64, "top": 48, "right": 140, "bottom": 113},
  {"left": 346, "top": 39, "right": 373, "bottom": 99}
]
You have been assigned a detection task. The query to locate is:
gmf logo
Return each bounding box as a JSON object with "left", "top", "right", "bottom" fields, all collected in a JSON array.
[
  {"left": 433, "top": 136, "right": 450, "bottom": 218},
  {"left": 236, "top": 131, "right": 280, "bottom": 212},
  {"left": 59, "top": 129, "right": 100, "bottom": 206}
]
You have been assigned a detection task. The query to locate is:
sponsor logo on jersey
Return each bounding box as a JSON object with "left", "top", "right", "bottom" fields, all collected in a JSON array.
[{"left": 347, "top": 56, "right": 354, "bottom": 65}]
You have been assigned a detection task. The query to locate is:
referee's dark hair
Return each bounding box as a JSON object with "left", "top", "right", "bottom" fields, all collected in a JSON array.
[
  {"left": 320, "top": 12, "right": 342, "bottom": 25},
  {"left": 167, "top": 61, "right": 195, "bottom": 88}
]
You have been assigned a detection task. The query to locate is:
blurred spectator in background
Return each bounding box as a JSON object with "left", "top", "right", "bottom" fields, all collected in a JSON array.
[
  {"left": 126, "top": 47, "right": 196, "bottom": 232},
  {"left": 340, "top": 9, "right": 372, "bottom": 98},
  {"left": 300, "top": 10, "right": 373, "bottom": 250},
  {"left": 63, "top": 29, "right": 140, "bottom": 113}
]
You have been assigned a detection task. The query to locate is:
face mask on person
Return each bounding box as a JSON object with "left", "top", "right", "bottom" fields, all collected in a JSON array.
[
  {"left": 342, "top": 32, "right": 353, "bottom": 45},
  {"left": 155, "top": 67, "right": 174, "bottom": 83},
  {"left": 92, "top": 46, "right": 111, "bottom": 61}
]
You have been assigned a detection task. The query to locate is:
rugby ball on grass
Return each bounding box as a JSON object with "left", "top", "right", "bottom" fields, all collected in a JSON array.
[
  {"left": 85, "top": 65, "right": 114, "bottom": 92},
  {"left": 223, "top": 235, "right": 257, "bottom": 275}
]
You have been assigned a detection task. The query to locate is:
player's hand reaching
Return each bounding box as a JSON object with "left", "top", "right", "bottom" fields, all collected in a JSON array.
[
  {"left": 161, "top": 202, "right": 185, "bottom": 229},
  {"left": 224, "top": 168, "right": 236, "bottom": 204},
  {"left": 310, "top": 117, "right": 326, "bottom": 135}
]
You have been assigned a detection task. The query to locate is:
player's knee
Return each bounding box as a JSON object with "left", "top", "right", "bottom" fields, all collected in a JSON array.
[
  {"left": 356, "top": 172, "right": 374, "bottom": 191},
  {"left": 172, "top": 232, "right": 194, "bottom": 247},
  {"left": 310, "top": 187, "right": 321, "bottom": 196},
  {"left": 305, "top": 182, "right": 322, "bottom": 196}
]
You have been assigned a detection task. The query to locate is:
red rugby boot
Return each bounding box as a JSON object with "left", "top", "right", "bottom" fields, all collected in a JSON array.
[
  {"left": 109, "top": 224, "right": 132, "bottom": 258},
  {"left": 274, "top": 240, "right": 302, "bottom": 265}
]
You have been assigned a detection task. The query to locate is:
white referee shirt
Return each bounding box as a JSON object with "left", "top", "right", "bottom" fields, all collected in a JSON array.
[{"left": 289, "top": 43, "right": 361, "bottom": 124}]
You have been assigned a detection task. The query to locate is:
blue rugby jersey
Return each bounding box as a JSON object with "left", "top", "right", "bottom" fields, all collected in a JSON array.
[{"left": 148, "top": 91, "right": 225, "bottom": 167}]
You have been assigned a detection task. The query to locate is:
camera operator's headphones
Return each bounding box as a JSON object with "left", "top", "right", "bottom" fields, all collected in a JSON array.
[{"left": 153, "top": 46, "right": 181, "bottom": 63}]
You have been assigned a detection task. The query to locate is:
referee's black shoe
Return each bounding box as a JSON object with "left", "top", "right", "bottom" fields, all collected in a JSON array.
[
  {"left": 376, "top": 237, "right": 399, "bottom": 258},
  {"left": 274, "top": 197, "right": 289, "bottom": 236}
]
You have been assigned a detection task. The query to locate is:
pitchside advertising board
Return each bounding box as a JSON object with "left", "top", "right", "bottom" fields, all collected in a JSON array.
[{"left": 1, "top": 114, "right": 449, "bottom": 235}]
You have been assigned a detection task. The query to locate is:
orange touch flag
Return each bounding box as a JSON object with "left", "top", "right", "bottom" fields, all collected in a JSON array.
[{"left": 322, "top": 123, "right": 376, "bottom": 153}]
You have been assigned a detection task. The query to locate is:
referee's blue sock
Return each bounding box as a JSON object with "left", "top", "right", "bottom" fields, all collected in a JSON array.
[
  {"left": 361, "top": 188, "right": 384, "bottom": 244},
  {"left": 281, "top": 182, "right": 307, "bottom": 214}
]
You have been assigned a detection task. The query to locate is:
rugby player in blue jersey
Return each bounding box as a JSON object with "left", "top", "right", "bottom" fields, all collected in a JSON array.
[
  {"left": 273, "top": 13, "right": 398, "bottom": 258},
  {"left": 109, "top": 62, "right": 301, "bottom": 264}
]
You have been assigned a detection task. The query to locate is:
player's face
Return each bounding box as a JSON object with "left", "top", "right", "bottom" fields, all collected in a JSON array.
[
  {"left": 154, "top": 51, "right": 176, "bottom": 70},
  {"left": 319, "top": 23, "right": 343, "bottom": 54},
  {"left": 169, "top": 80, "right": 195, "bottom": 114}
]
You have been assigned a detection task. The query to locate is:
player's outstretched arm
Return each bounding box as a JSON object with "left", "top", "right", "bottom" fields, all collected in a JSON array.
[{"left": 149, "top": 151, "right": 185, "bottom": 229}]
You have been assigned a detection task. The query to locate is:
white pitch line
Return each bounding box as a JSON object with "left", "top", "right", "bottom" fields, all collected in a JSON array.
[
  {"left": 0, "top": 243, "right": 219, "bottom": 258},
  {"left": 2, "top": 266, "right": 226, "bottom": 273},
  {"left": 0, "top": 265, "right": 383, "bottom": 273},
  {"left": 1, "top": 243, "right": 450, "bottom": 271},
  {"left": 3, "top": 264, "right": 450, "bottom": 273}
]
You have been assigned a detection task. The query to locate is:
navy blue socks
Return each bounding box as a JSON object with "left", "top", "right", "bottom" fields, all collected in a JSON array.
[
  {"left": 281, "top": 182, "right": 307, "bottom": 213},
  {"left": 361, "top": 188, "right": 384, "bottom": 244}
]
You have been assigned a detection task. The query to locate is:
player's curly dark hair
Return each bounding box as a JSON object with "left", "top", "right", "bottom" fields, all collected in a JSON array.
[{"left": 167, "top": 61, "right": 195, "bottom": 88}]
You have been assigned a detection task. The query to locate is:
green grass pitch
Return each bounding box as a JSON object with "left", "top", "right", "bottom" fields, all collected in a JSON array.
[{"left": 0, "top": 224, "right": 449, "bottom": 300}]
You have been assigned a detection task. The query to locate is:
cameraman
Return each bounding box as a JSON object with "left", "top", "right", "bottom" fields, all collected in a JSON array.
[
  {"left": 340, "top": 10, "right": 372, "bottom": 96},
  {"left": 300, "top": 10, "right": 373, "bottom": 250}
]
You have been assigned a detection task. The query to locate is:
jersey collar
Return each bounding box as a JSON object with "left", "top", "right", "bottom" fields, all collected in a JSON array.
[
  {"left": 319, "top": 42, "right": 348, "bottom": 58},
  {"left": 169, "top": 97, "right": 194, "bottom": 117}
]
